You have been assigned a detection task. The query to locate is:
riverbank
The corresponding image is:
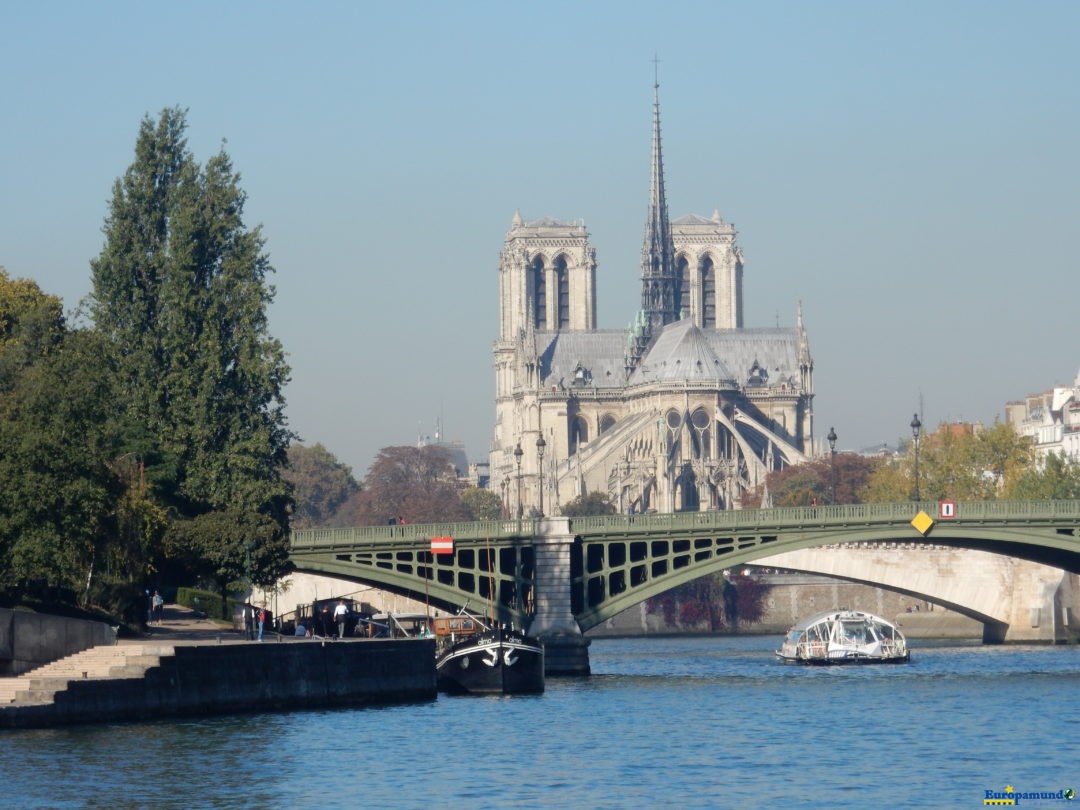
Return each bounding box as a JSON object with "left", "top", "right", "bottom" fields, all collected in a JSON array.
[{"left": 0, "top": 605, "right": 436, "bottom": 729}]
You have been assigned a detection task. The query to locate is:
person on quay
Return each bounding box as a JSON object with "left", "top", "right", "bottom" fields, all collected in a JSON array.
[
  {"left": 333, "top": 599, "right": 348, "bottom": 639},
  {"left": 257, "top": 604, "right": 267, "bottom": 642}
]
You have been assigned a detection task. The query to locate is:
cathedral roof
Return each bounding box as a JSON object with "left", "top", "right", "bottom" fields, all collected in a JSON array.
[
  {"left": 533, "top": 321, "right": 804, "bottom": 393},
  {"left": 629, "top": 318, "right": 735, "bottom": 384},
  {"left": 537, "top": 331, "right": 628, "bottom": 390},
  {"left": 671, "top": 213, "right": 716, "bottom": 225},
  {"left": 707, "top": 327, "right": 804, "bottom": 389}
]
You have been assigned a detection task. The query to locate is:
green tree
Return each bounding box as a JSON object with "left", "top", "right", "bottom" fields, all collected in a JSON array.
[
  {"left": 0, "top": 268, "right": 64, "bottom": 391},
  {"left": 89, "top": 108, "right": 293, "bottom": 585},
  {"left": 284, "top": 443, "right": 360, "bottom": 529},
  {"left": 0, "top": 329, "right": 120, "bottom": 597},
  {"left": 560, "top": 491, "right": 616, "bottom": 516},
  {"left": 460, "top": 487, "right": 502, "bottom": 520},
  {"left": 1007, "top": 452, "right": 1080, "bottom": 500}
]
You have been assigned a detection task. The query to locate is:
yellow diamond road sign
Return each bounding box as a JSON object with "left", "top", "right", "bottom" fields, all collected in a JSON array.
[{"left": 911, "top": 511, "right": 934, "bottom": 535}]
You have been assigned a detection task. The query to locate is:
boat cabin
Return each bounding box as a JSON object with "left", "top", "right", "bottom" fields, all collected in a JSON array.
[
  {"left": 777, "top": 609, "right": 908, "bottom": 664},
  {"left": 432, "top": 616, "right": 483, "bottom": 638}
]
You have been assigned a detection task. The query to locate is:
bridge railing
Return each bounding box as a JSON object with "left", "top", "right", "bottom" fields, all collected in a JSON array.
[
  {"left": 291, "top": 518, "right": 538, "bottom": 548},
  {"left": 289, "top": 501, "right": 1080, "bottom": 548},
  {"left": 568, "top": 500, "right": 1080, "bottom": 533}
]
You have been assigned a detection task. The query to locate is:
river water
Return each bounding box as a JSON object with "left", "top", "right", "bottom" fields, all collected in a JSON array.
[{"left": 3, "top": 636, "right": 1079, "bottom": 809}]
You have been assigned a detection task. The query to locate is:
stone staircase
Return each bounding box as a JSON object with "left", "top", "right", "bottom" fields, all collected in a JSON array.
[{"left": 0, "top": 644, "right": 176, "bottom": 706}]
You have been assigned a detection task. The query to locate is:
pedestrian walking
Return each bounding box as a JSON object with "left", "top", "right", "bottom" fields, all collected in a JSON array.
[
  {"left": 333, "top": 599, "right": 348, "bottom": 639},
  {"left": 152, "top": 591, "right": 164, "bottom": 625},
  {"left": 257, "top": 605, "right": 266, "bottom": 641}
]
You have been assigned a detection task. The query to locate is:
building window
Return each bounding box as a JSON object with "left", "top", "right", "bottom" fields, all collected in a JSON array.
[
  {"left": 701, "top": 257, "right": 716, "bottom": 328},
  {"left": 531, "top": 257, "right": 546, "bottom": 328},
  {"left": 677, "top": 255, "right": 691, "bottom": 320},
  {"left": 555, "top": 256, "right": 570, "bottom": 329},
  {"left": 570, "top": 416, "right": 589, "bottom": 454}
]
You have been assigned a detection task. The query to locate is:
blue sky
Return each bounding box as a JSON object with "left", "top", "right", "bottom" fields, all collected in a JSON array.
[{"left": 2, "top": 1, "right": 1077, "bottom": 478}]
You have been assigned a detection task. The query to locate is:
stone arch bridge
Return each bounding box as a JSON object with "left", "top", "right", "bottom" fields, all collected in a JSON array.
[{"left": 289, "top": 500, "right": 1080, "bottom": 675}]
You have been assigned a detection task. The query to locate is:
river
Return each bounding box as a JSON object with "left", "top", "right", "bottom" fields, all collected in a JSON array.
[{"left": 2, "top": 636, "right": 1078, "bottom": 809}]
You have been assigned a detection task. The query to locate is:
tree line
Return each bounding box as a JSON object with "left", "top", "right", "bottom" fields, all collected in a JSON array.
[
  {"left": 743, "top": 420, "right": 1080, "bottom": 508},
  {"left": 0, "top": 108, "right": 291, "bottom": 622}
]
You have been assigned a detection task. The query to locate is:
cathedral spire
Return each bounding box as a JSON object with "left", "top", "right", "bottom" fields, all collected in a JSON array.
[{"left": 640, "top": 68, "right": 678, "bottom": 332}]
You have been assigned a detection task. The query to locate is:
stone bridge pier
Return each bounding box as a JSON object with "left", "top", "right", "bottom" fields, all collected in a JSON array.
[
  {"left": 527, "top": 518, "right": 591, "bottom": 675},
  {"left": 758, "top": 545, "right": 1080, "bottom": 643}
]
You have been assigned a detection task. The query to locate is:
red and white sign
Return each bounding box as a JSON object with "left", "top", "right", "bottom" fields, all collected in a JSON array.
[
  {"left": 430, "top": 536, "right": 454, "bottom": 555},
  {"left": 939, "top": 500, "right": 957, "bottom": 519}
]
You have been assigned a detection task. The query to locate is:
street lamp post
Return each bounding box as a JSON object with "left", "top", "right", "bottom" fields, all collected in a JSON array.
[
  {"left": 910, "top": 413, "right": 922, "bottom": 502},
  {"left": 827, "top": 426, "right": 838, "bottom": 504},
  {"left": 513, "top": 443, "right": 524, "bottom": 519},
  {"left": 536, "top": 434, "right": 547, "bottom": 517}
]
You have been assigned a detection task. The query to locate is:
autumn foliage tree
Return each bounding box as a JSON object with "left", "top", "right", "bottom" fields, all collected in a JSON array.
[
  {"left": 742, "top": 453, "right": 881, "bottom": 507},
  {"left": 649, "top": 572, "right": 770, "bottom": 632},
  {"left": 340, "top": 445, "right": 471, "bottom": 525}
]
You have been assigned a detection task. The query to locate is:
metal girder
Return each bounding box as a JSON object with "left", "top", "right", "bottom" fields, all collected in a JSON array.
[{"left": 290, "top": 520, "right": 538, "bottom": 627}]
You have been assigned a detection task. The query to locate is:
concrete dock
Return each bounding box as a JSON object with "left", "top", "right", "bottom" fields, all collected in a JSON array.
[{"left": 0, "top": 605, "right": 436, "bottom": 729}]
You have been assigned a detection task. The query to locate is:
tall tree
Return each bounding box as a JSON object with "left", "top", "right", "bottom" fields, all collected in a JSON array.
[
  {"left": 284, "top": 443, "right": 360, "bottom": 529},
  {"left": 345, "top": 445, "right": 469, "bottom": 525},
  {"left": 89, "top": 108, "right": 293, "bottom": 586}
]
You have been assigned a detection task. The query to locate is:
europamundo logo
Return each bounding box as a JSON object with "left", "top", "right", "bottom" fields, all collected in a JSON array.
[{"left": 983, "top": 785, "right": 1075, "bottom": 805}]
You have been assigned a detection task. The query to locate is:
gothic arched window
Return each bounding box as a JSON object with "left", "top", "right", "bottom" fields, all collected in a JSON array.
[
  {"left": 531, "top": 257, "right": 546, "bottom": 328},
  {"left": 676, "top": 255, "right": 691, "bottom": 320},
  {"left": 700, "top": 256, "right": 716, "bottom": 329},
  {"left": 555, "top": 256, "right": 570, "bottom": 329},
  {"left": 599, "top": 414, "right": 616, "bottom": 435},
  {"left": 570, "top": 415, "right": 589, "bottom": 454},
  {"left": 690, "top": 408, "right": 711, "bottom": 460}
]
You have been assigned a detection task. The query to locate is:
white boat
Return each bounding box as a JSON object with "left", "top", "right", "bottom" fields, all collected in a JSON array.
[{"left": 776, "top": 609, "right": 909, "bottom": 665}]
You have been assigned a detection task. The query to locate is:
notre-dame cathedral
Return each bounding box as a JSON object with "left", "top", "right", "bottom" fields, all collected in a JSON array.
[{"left": 490, "top": 83, "right": 814, "bottom": 516}]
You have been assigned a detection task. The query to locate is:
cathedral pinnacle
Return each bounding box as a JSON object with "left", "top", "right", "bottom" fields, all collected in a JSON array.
[{"left": 639, "top": 74, "right": 678, "bottom": 333}]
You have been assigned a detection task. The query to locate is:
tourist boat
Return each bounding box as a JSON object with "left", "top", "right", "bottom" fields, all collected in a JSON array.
[
  {"left": 776, "top": 609, "right": 909, "bottom": 665},
  {"left": 433, "top": 613, "right": 545, "bottom": 695}
]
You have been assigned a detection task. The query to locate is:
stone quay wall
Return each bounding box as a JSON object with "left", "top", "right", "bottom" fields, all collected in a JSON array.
[
  {"left": 589, "top": 576, "right": 981, "bottom": 639},
  {"left": 0, "top": 638, "right": 436, "bottom": 729},
  {"left": 0, "top": 608, "right": 117, "bottom": 677}
]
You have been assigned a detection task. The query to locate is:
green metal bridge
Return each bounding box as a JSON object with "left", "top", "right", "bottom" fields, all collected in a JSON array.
[{"left": 290, "top": 500, "right": 1080, "bottom": 673}]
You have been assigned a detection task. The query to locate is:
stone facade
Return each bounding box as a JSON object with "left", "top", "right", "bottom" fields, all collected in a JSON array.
[
  {"left": 490, "top": 85, "right": 814, "bottom": 516},
  {"left": 1005, "top": 368, "right": 1080, "bottom": 462}
]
